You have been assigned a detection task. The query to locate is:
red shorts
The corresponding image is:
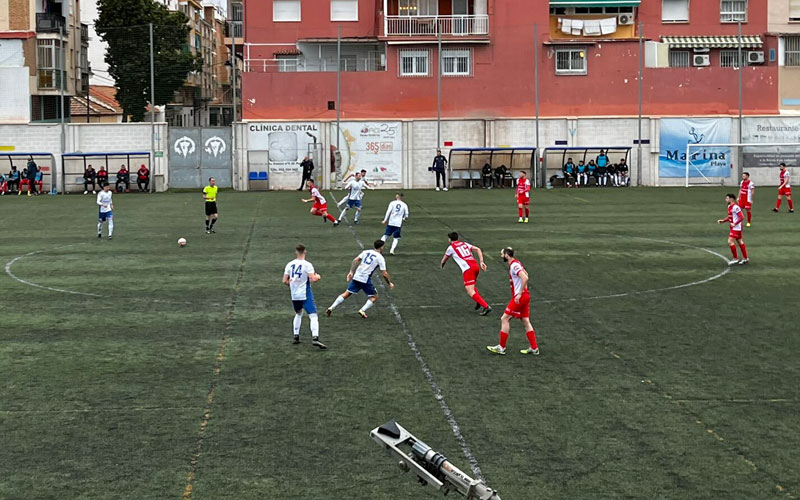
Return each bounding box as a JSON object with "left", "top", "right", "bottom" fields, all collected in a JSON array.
[
  {"left": 737, "top": 198, "right": 751, "bottom": 210},
  {"left": 729, "top": 230, "right": 742, "bottom": 240},
  {"left": 462, "top": 263, "right": 480, "bottom": 286},
  {"left": 504, "top": 290, "right": 531, "bottom": 319},
  {"left": 517, "top": 196, "right": 530, "bottom": 205},
  {"left": 779, "top": 187, "right": 792, "bottom": 197},
  {"left": 312, "top": 202, "right": 328, "bottom": 214}
]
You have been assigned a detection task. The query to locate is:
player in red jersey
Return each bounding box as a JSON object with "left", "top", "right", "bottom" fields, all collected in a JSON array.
[
  {"left": 738, "top": 171, "right": 755, "bottom": 226},
  {"left": 515, "top": 170, "right": 532, "bottom": 223},
  {"left": 773, "top": 162, "right": 794, "bottom": 213},
  {"left": 302, "top": 179, "right": 338, "bottom": 225},
  {"left": 718, "top": 193, "right": 749, "bottom": 265},
  {"left": 487, "top": 247, "right": 539, "bottom": 356},
  {"left": 441, "top": 232, "right": 492, "bottom": 316}
]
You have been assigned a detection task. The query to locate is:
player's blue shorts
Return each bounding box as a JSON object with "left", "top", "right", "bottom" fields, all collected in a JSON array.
[
  {"left": 347, "top": 279, "right": 377, "bottom": 297},
  {"left": 98, "top": 210, "right": 113, "bottom": 222},
  {"left": 292, "top": 293, "right": 317, "bottom": 314},
  {"left": 347, "top": 199, "right": 362, "bottom": 209},
  {"left": 383, "top": 225, "right": 401, "bottom": 238}
]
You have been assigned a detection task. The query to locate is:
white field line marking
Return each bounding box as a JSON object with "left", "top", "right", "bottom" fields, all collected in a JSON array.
[
  {"left": 5, "top": 244, "right": 101, "bottom": 297},
  {"left": 329, "top": 192, "right": 486, "bottom": 482},
  {"left": 412, "top": 235, "right": 731, "bottom": 310}
]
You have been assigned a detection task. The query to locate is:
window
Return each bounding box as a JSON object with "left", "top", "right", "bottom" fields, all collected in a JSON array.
[
  {"left": 720, "top": 0, "right": 747, "bottom": 22},
  {"left": 662, "top": 0, "right": 689, "bottom": 22},
  {"left": 555, "top": 48, "right": 587, "bottom": 75},
  {"left": 276, "top": 55, "right": 298, "bottom": 72},
  {"left": 786, "top": 36, "right": 800, "bottom": 66},
  {"left": 669, "top": 50, "right": 690, "bottom": 67},
  {"left": 399, "top": 0, "right": 437, "bottom": 16},
  {"left": 791, "top": 0, "right": 800, "bottom": 21},
  {"left": 442, "top": 48, "right": 471, "bottom": 76},
  {"left": 399, "top": 49, "right": 429, "bottom": 76},
  {"left": 274, "top": 0, "right": 301, "bottom": 22},
  {"left": 331, "top": 0, "right": 357, "bottom": 21},
  {"left": 720, "top": 49, "right": 743, "bottom": 67},
  {"left": 37, "top": 39, "right": 64, "bottom": 89}
]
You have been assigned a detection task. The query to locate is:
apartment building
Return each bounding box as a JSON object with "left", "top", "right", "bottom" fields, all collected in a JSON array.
[{"left": 768, "top": 0, "right": 800, "bottom": 113}]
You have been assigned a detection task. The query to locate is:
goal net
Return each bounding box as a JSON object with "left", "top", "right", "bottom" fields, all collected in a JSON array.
[{"left": 685, "top": 142, "right": 800, "bottom": 187}]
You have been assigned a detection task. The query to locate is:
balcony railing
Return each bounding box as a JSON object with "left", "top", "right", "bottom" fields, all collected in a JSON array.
[
  {"left": 36, "top": 13, "right": 65, "bottom": 33},
  {"left": 384, "top": 15, "right": 488, "bottom": 36},
  {"left": 227, "top": 21, "right": 242, "bottom": 39},
  {"left": 245, "top": 55, "right": 386, "bottom": 73},
  {"left": 38, "top": 69, "right": 65, "bottom": 89}
]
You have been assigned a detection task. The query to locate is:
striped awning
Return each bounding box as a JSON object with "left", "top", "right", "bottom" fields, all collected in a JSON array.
[{"left": 661, "top": 35, "right": 763, "bottom": 48}]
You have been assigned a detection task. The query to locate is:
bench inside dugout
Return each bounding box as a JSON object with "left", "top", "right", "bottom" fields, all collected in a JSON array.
[{"left": 447, "top": 147, "right": 536, "bottom": 189}]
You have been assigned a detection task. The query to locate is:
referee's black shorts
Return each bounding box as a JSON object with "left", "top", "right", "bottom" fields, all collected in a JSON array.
[{"left": 205, "top": 201, "right": 218, "bottom": 216}]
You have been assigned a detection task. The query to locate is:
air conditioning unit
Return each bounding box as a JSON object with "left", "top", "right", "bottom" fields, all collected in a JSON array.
[
  {"left": 693, "top": 54, "right": 710, "bottom": 67},
  {"left": 748, "top": 51, "right": 765, "bottom": 64},
  {"left": 693, "top": 48, "right": 710, "bottom": 53},
  {"left": 618, "top": 13, "right": 634, "bottom": 25}
]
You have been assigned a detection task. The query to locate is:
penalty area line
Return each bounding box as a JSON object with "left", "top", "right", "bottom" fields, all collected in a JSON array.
[{"left": 329, "top": 191, "right": 487, "bottom": 482}]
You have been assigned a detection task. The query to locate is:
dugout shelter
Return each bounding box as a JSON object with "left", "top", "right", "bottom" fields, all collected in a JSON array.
[
  {"left": 61, "top": 152, "right": 152, "bottom": 194},
  {"left": 0, "top": 152, "right": 56, "bottom": 194},
  {"left": 543, "top": 147, "right": 631, "bottom": 187},
  {"left": 447, "top": 147, "right": 537, "bottom": 188}
]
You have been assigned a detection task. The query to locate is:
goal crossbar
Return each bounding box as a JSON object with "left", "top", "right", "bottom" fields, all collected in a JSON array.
[{"left": 684, "top": 142, "right": 800, "bottom": 187}]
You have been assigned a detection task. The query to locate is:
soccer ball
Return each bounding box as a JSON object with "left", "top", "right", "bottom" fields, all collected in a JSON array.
[{"left": 178, "top": 237, "right": 187, "bottom": 247}]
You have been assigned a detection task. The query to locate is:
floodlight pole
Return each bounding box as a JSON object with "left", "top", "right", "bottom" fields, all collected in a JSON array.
[
  {"left": 737, "top": 20, "right": 744, "bottom": 179},
  {"left": 336, "top": 25, "right": 342, "bottom": 188},
  {"left": 534, "top": 23, "right": 540, "bottom": 186},
  {"left": 59, "top": 24, "right": 65, "bottom": 192},
  {"left": 437, "top": 28, "right": 442, "bottom": 149},
  {"left": 149, "top": 23, "right": 156, "bottom": 193},
  {"left": 637, "top": 21, "right": 643, "bottom": 187}
]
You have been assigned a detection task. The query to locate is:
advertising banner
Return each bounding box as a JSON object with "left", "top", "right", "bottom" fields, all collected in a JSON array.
[
  {"left": 659, "top": 118, "right": 732, "bottom": 178},
  {"left": 742, "top": 117, "right": 800, "bottom": 168},
  {"left": 247, "top": 122, "right": 321, "bottom": 174},
  {"left": 333, "top": 122, "right": 403, "bottom": 185}
]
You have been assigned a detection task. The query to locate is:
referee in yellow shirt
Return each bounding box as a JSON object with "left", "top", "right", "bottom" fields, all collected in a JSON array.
[{"left": 203, "top": 177, "right": 219, "bottom": 233}]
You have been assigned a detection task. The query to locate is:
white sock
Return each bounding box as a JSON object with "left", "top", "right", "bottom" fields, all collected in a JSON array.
[
  {"left": 330, "top": 295, "right": 345, "bottom": 310},
  {"left": 338, "top": 207, "right": 348, "bottom": 221},
  {"left": 390, "top": 238, "right": 399, "bottom": 252},
  {"left": 108, "top": 219, "right": 114, "bottom": 236},
  {"left": 309, "top": 313, "right": 319, "bottom": 338},
  {"left": 361, "top": 299, "right": 374, "bottom": 312},
  {"left": 380, "top": 235, "right": 387, "bottom": 242},
  {"left": 293, "top": 313, "right": 303, "bottom": 336},
  {"left": 97, "top": 222, "right": 102, "bottom": 234},
  {"left": 354, "top": 209, "right": 360, "bottom": 222}
]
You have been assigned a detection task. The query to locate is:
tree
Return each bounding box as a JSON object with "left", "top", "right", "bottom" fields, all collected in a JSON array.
[{"left": 96, "top": 0, "right": 200, "bottom": 122}]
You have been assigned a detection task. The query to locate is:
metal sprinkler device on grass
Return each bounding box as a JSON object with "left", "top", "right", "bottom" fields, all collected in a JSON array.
[{"left": 370, "top": 420, "right": 502, "bottom": 500}]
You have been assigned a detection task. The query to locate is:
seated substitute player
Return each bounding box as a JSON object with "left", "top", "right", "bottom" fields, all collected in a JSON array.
[
  {"left": 338, "top": 171, "right": 369, "bottom": 225},
  {"left": 773, "top": 162, "right": 794, "bottom": 213},
  {"left": 718, "top": 193, "right": 749, "bottom": 265},
  {"left": 381, "top": 193, "right": 409, "bottom": 255},
  {"left": 203, "top": 177, "right": 219, "bottom": 233},
  {"left": 515, "top": 170, "right": 531, "bottom": 223},
  {"left": 96, "top": 184, "right": 114, "bottom": 240},
  {"left": 283, "top": 244, "right": 327, "bottom": 349},
  {"left": 441, "top": 232, "right": 491, "bottom": 315},
  {"left": 487, "top": 247, "right": 539, "bottom": 356},
  {"left": 326, "top": 239, "right": 394, "bottom": 319},
  {"left": 738, "top": 171, "right": 755, "bottom": 227},
  {"left": 302, "top": 179, "right": 338, "bottom": 225}
]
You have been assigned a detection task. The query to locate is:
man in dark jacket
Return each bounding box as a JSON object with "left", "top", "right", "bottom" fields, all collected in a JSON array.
[
  {"left": 84, "top": 165, "right": 97, "bottom": 194},
  {"left": 298, "top": 156, "right": 314, "bottom": 191},
  {"left": 431, "top": 149, "right": 448, "bottom": 191},
  {"left": 137, "top": 164, "right": 150, "bottom": 191},
  {"left": 96, "top": 166, "right": 109, "bottom": 188},
  {"left": 481, "top": 162, "right": 493, "bottom": 188},
  {"left": 8, "top": 165, "right": 20, "bottom": 193},
  {"left": 494, "top": 164, "right": 508, "bottom": 188},
  {"left": 116, "top": 165, "right": 130, "bottom": 192},
  {"left": 25, "top": 158, "right": 38, "bottom": 196}
]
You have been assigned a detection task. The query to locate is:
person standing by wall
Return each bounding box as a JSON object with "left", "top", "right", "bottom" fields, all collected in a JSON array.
[
  {"left": 25, "top": 157, "right": 38, "bottom": 196},
  {"left": 298, "top": 156, "right": 315, "bottom": 191},
  {"left": 431, "top": 150, "right": 448, "bottom": 192}
]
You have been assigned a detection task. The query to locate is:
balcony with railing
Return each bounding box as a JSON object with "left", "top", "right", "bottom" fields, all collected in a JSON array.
[
  {"left": 383, "top": 15, "right": 489, "bottom": 37},
  {"left": 36, "top": 13, "right": 65, "bottom": 33}
]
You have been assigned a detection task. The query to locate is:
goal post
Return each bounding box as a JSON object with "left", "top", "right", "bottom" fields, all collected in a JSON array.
[{"left": 685, "top": 142, "right": 800, "bottom": 187}]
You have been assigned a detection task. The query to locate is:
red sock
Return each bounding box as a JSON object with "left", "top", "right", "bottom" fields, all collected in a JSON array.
[
  {"left": 776, "top": 198, "right": 782, "bottom": 209},
  {"left": 499, "top": 331, "right": 509, "bottom": 349},
  {"left": 740, "top": 242, "right": 748, "bottom": 259},
  {"left": 471, "top": 290, "right": 489, "bottom": 308},
  {"left": 729, "top": 244, "right": 738, "bottom": 259},
  {"left": 326, "top": 213, "right": 336, "bottom": 222},
  {"left": 747, "top": 210, "right": 752, "bottom": 223},
  {"left": 526, "top": 330, "right": 538, "bottom": 350},
  {"left": 789, "top": 200, "right": 794, "bottom": 210},
  {"left": 518, "top": 207, "right": 523, "bottom": 217},
  {"left": 525, "top": 207, "right": 530, "bottom": 217}
]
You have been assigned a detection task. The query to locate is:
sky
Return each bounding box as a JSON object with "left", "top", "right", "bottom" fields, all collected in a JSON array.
[{"left": 84, "top": 0, "right": 227, "bottom": 86}]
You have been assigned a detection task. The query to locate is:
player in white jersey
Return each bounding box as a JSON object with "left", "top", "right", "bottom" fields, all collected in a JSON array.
[
  {"left": 441, "top": 232, "right": 492, "bottom": 315},
  {"left": 96, "top": 184, "right": 114, "bottom": 240},
  {"left": 326, "top": 240, "right": 394, "bottom": 319},
  {"left": 338, "top": 172, "right": 369, "bottom": 224},
  {"left": 337, "top": 169, "right": 372, "bottom": 209},
  {"left": 283, "top": 244, "right": 326, "bottom": 349},
  {"left": 381, "top": 193, "right": 410, "bottom": 255}
]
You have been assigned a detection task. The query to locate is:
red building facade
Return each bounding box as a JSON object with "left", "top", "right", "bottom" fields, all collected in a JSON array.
[{"left": 241, "top": 0, "right": 777, "bottom": 120}]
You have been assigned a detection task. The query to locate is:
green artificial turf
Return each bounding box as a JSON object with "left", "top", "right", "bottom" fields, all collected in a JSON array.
[{"left": 0, "top": 186, "right": 797, "bottom": 499}]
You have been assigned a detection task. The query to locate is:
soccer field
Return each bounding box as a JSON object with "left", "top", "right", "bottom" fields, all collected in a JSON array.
[{"left": 1, "top": 186, "right": 798, "bottom": 499}]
